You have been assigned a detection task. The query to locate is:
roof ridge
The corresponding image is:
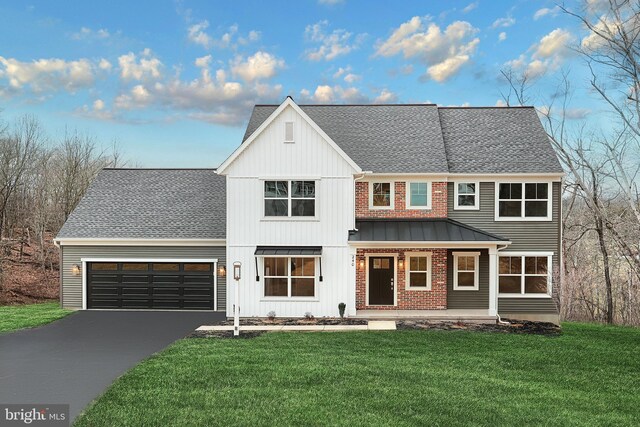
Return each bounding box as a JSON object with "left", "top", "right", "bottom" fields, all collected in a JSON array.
[
  {"left": 254, "top": 104, "right": 437, "bottom": 107},
  {"left": 438, "top": 106, "right": 535, "bottom": 109},
  {"left": 102, "top": 168, "right": 218, "bottom": 171}
]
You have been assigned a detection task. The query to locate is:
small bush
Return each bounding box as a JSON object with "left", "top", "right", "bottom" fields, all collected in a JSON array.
[
  {"left": 338, "top": 303, "right": 346, "bottom": 319},
  {"left": 267, "top": 311, "right": 276, "bottom": 321},
  {"left": 304, "top": 312, "right": 314, "bottom": 320}
]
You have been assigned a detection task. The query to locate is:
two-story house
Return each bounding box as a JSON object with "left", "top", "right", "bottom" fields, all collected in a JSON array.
[{"left": 55, "top": 97, "right": 563, "bottom": 324}]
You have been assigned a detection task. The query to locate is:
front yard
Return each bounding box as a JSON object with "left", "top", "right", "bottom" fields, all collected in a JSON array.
[
  {"left": 75, "top": 322, "right": 639, "bottom": 426},
  {"left": 0, "top": 302, "right": 71, "bottom": 333}
]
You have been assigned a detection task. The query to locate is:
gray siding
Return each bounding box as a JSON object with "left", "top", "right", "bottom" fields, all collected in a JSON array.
[
  {"left": 448, "top": 181, "right": 561, "bottom": 304},
  {"left": 498, "top": 297, "right": 558, "bottom": 314},
  {"left": 61, "top": 245, "right": 226, "bottom": 310},
  {"left": 447, "top": 249, "right": 489, "bottom": 309}
]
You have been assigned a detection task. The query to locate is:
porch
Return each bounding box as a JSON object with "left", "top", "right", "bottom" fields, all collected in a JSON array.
[{"left": 354, "top": 309, "right": 497, "bottom": 324}]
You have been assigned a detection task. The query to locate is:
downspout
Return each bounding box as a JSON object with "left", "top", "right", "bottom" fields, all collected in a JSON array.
[
  {"left": 352, "top": 172, "right": 370, "bottom": 230},
  {"left": 495, "top": 243, "right": 510, "bottom": 325}
]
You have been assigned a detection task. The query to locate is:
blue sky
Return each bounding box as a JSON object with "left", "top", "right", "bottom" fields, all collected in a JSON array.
[{"left": 0, "top": 0, "right": 605, "bottom": 167}]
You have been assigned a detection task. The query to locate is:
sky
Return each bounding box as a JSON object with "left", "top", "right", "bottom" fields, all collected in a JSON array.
[{"left": 0, "top": 0, "right": 610, "bottom": 167}]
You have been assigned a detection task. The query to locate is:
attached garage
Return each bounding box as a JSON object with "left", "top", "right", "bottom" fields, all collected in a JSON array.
[{"left": 87, "top": 260, "right": 217, "bottom": 310}]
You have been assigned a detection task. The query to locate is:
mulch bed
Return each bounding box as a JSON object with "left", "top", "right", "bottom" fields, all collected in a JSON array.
[{"left": 396, "top": 319, "right": 561, "bottom": 335}]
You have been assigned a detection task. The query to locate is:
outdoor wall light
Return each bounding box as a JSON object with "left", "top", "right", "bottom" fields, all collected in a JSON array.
[
  {"left": 359, "top": 259, "right": 365, "bottom": 269},
  {"left": 71, "top": 264, "right": 81, "bottom": 276},
  {"left": 218, "top": 265, "right": 226, "bottom": 277},
  {"left": 398, "top": 258, "right": 404, "bottom": 269}
]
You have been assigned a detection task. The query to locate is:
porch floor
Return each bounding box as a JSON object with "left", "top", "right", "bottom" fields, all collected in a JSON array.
[{"left": 354, "top": 309, "right": 496, "bottom": 323}]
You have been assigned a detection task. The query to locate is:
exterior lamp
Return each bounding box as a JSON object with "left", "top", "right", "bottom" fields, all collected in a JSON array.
[
  {"left": 71, "top": 264, "right": 81, "bottom": 276},
  {"left": 359, "top": 259, "right": 365, "bottom": 269},
  {"left": 218, "top": 265, "right": 226, "bottom": 277},
  {"left": 233, "top": 262, "right": 242, "bottom": 337},
  {"left": 398, "top": 258, "right": 404, "bottom": 269}
]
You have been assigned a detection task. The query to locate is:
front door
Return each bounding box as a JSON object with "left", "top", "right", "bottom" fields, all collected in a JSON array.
[{"left": 368, "top": 257, "right": 394, "bottom": 305}]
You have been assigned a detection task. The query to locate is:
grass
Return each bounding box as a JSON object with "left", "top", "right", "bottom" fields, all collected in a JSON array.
[
  {"left": 74, "top": 323, "right": 640, "bottom": 426},
  {"left": 0, "top": 302, "right": 72, "bottom": 333}
]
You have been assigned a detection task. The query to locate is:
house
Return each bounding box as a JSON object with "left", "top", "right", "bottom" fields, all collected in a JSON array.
[{"left": 55, "top": 97, "right": 563, "bottom": 324}]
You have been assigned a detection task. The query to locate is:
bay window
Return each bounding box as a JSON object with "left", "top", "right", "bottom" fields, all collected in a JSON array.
[
  {"left": 264, "top": 180, "right": 315, "bottom": 217},
  {"left": 499, "top": 253, "right": 551, "bottom": 296},
  {"left": 264, "top": 257, "right": 316, "bottom": 298},
  {"left": 497, "top": 182, "right": 550, "bottom": 220}
]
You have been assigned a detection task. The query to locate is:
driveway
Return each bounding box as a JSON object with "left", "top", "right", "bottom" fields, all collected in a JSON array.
[{"left": 0, "top": 310, "right": 224, "bottom": 421}]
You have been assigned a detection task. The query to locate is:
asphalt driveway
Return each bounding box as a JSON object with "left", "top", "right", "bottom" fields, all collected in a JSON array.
[{"left": 0, "top": 310, "right": 224, "bottom": 421}]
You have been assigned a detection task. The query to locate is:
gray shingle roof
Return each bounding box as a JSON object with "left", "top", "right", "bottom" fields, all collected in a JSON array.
[
  {"left": 439, "top": 107, "right": 563, "bottom": 174},
  {"left": 244, "top": 105, "right": 449, "bottom": 173},
  {"left": 56, "top": 169, "right": 226, "bottom": 239},
  {"left": 243, "top": 104, "right": 563, "bottom": 174},
  {"left": 349, "top": 219, "right": 509, "bottom": 242}
]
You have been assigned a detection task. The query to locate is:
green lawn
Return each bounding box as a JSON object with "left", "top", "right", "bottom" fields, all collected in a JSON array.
[
  {"left": 75, "top": 323, "right": 640, "bottom": 426},
  {"left": 0, "top": 302, "right": 72, "bottom": 333}
]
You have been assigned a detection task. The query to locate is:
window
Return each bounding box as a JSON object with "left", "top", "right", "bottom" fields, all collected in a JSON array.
[
  {"left": 453, "top": 252, "right": 479, "bottom": 290},
  {"left": 497, "top": 182, "right": 550, "bottom": 220},
  {"left": 406, "top": 253, "right": 432, "bottom": 290},
  {"left": 454, "top": 182, "right": 479, "bottom": 210},
  {"left": 370, "top": 182, "right": 393, "bottom": 208},
  {"left": 91, "top": 263, "right": 117, "bottom": 271},
  {"left": 264, "top": 180, "right": 315, "bottom": 217},
  {"left": 284, "top": 121, "right": 294, "bottom": 142},
  {"left": 499, "top": 254, "right": 551, "bottom": 296},
  {"left": 153, "top": 263, "right": 179, "bottom": 271},
  {"left": 184, "top": 263, "right": 211, "bottom": 272},
  {"left": 122, "top": 263, "right": 148, "bottom": 271},
  {"left": 406, "top": 182, "right": 431, "bottom": 209},
  {"left": 264, "top": 257, "right": 316, "bottom": 298}
]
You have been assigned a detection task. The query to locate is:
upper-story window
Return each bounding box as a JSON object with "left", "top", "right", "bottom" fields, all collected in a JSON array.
[
  {"left": 369, "top": 182, "right": 393, "bottom": 209},
  {"left": 497, "top": 182, "right": 550, "bottom": 220},
  {"left": 284, "top": 121, "right": 294, "bottom": 143},
  {"left": 454, "top": 182, "right": 479, "bottom": 210},
  {"left": 406, "top": 182, "right": 432, "bottom": 209},
  {"left": 264, "top": 180, "right": 315, "bottom": 217}
]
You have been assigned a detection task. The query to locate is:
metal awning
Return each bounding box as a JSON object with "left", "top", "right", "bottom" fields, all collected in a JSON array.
[{"left": 254, "top": 246, "right": 322, "bottom": 256}]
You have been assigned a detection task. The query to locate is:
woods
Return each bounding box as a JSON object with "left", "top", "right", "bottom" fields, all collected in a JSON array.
[{"left": 0, "top": 114, "right": 123, "bottom": 303}]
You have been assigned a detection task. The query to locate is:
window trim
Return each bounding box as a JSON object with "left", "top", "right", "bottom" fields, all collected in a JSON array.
[
  {"left": 262, "top": 179, "right": 317, "bottom": 220},
  {"left": 261, "top": 256, "right": 318, "bottom": 301},
  {"left": 453, "top": 181, "right": 480, "bottom": 210},
  {"left": 405, "top": 181, "right": 432, "bottom": 210},
  {"left": 494, "top": 181, "right": 552, "bottom": 221},
  {"left": 498, "top": 251, "right": 553, "bottom": 298},
  {"left": 405, "top": 251, "right": 432, "bottom": 291},
  {"left": 369, "top": 181, "right": 394, "bottom": 210},
  {"left": 452, "top": 251, "right": 480, "bottom": 291}
]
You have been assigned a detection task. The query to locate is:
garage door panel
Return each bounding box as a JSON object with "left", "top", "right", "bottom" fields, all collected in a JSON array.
[{"left": 87, "top": 262, "right": 215, "bottom": 310}]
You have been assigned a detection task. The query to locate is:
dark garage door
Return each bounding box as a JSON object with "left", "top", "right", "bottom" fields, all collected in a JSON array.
[{"left": 87, "top": 261, "right": 215, "bottom": 310}]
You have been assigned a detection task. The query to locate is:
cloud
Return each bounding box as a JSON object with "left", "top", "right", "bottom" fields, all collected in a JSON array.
[
  {"left": 374, "top": 88, "right": 398, "bottom": 103},
  {"left": 0, "top": 56, "right": 107, "bottom": 96},
  {"left": 187, "top": 20, "right": 260, "bottom": 50},
  {"left": 564, "top": 108, "right": 591, "bottom": 119},
  {"left": 462, "top": 2, "right": 478, "bottom": 13},
  {"left": 313, "top": 85, "right": 335, "bottom": 102},
  {"left": 375, "top": 17, "right": 480, "bottom": 82},
  {"left": 344, "top": 73, "right": 361, "bottom": 83},
  {"left": 118, "top": 49, "right": 163, "bottom": 81},
  {"left": 505, "top": 28, "right": 575, "bottom": 78},
  {"left": 230, "top": 51, "right": 285, "bottom": 82},
  {"left": 499, "top": 32, "right": 507, "bottom": 42},
  {"left": 300, "top": 85, "right": 397, "bottom": 104},
  {"left": 98, "top": 59, "right": 112, "bottom": 71},
  {"left": 71, "top": 27, "right": 110, "bottom": 40},
  {"left": 495, "top": 99, "right": 507, "bottom": 107},
  {"left": 491, "top": 16, "right": 515, "bottom": 29},
  {"left": 304, "top": 20, "right": 365, "bottom": 61},
  {"left": 533, "top": 6, "right": 560, "bottom": 20}
]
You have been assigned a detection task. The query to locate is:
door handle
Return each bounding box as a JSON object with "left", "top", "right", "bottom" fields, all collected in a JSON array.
[{"left": 390, "top": 278, "right": 394, "bottom": 290}]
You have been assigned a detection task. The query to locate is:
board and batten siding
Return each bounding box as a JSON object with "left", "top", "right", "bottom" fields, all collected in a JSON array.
[
  {"left": 446, "top": 249, "right": 489, "bottom": 309},
  {"left": 448, "top": 181, "right": 560, "bottom": 313},
  {"left": 224, "top": 105, "right": 358, "bottom": 317},
  {"left": 61, "top": 245, "right": 226, "bottom": 310}
]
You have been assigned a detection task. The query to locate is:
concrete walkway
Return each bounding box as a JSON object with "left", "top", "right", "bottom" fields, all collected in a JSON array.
[{"left": 197, "top": 320, "right": 397, "bottom": 332}]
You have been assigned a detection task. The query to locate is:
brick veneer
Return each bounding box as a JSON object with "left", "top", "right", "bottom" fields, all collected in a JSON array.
[
  {"left": 355, "top": 181, "right": 448, "bottom": 218},
  {"left": 355, "top": 248, "right": 447, "bottom": 310}
]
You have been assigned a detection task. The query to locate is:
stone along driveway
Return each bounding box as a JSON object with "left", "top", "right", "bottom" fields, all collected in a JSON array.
[{"left": 0, "top": 310, "right": 224, "bottom": 420}]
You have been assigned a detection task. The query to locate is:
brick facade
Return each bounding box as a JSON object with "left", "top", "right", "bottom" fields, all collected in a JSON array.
[
  {"left": 355, "top": 248, "right": 448, "bottom": 310},
  {"left": 355, "top": 181, "right": 448, "bottom": 218}
]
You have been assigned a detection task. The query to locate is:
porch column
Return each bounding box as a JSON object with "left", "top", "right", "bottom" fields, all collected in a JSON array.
[{"left": 488, "top": 247, "right": 497, "bottom": 316}]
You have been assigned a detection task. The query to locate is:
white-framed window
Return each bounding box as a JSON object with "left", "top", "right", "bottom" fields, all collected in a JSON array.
[
  {"left": 264, "top": 180, "right": 315, "bottom": 217},
  {"left": 264, "top": 257, "right": 316, "bottom": 298},
  {"left": 496, "top": 182, "right": 551, "bottom": 220},
  {"left": 406, "top": 181, "right": 432, "bottom": 209},
  {"left": 498, "top": 252, "right": 552, "bottom": 296},
  {"left": 453, "top": 252, "right": 480, "bottom": 290},
  {"left": 454, "top": 182, "right": 479, "bottom": 210},
  {"left": 369, "top": 182, "right": 394, "bottom": 209},
  {"left": 284, "top": 121, "right": 294, "bottom": 142},
  {"left": 405, "top": 252, "right": 432, "bottom": 290}
]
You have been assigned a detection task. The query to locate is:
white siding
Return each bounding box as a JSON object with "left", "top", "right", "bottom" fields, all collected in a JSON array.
[{"left": 224, "top": 105, "right": 358, "bottom": 317}]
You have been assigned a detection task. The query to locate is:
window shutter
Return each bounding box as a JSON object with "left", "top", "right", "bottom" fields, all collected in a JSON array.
[{"left": 285, "top": 122, "right": 294, "bottom": 142}]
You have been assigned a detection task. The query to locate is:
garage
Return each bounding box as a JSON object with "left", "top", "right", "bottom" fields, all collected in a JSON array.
[{"left": 87, "top": 261, "right": 216, "bottom": 310}]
